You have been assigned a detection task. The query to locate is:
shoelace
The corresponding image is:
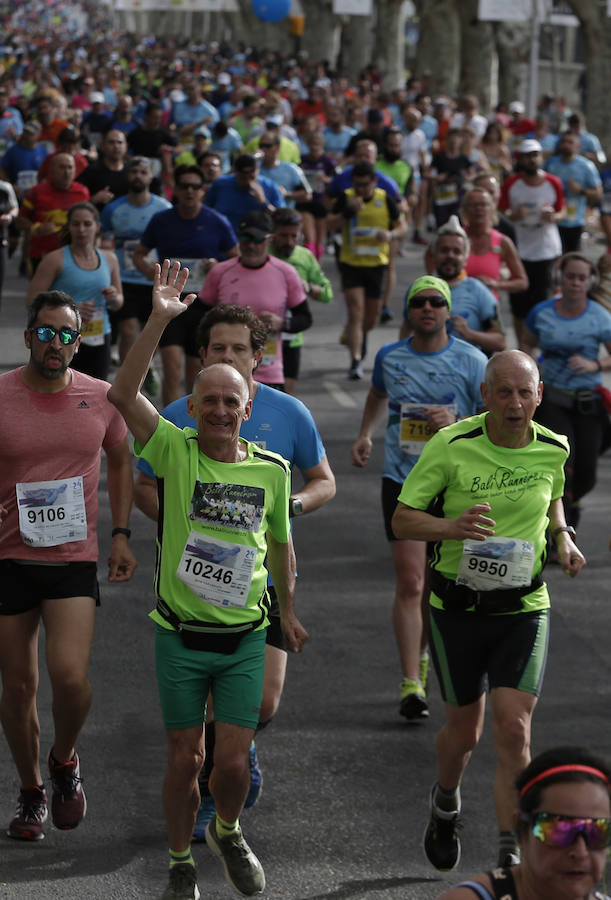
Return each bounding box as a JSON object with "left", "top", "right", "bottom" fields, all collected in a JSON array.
[
  {"left": 52, "top": 764, "right": 82, "bottom": 792},
  {"left": 19, "top": 792, "right": 46, "bottom": 821}
]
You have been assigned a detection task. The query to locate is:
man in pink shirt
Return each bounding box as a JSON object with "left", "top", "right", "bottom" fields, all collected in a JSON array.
[
  {"left": 199, "top": 210, "right": 311, "bottom": 389},
  {"left": 0, "top": 290, "right": 137, "bottom": 842}
]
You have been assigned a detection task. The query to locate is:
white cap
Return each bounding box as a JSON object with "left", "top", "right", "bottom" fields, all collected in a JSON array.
[
  {"left": 518, "top": 138, "right": 542, "bottom": 154},
  {"left": 509, "top": 100, "right": 525, "bottom": 115},
  {"left": 90, "top": 91, "right": 105, "bottom": 105},
  {"left": 217, "top": 73, "right": 231, "bottom": 85}
]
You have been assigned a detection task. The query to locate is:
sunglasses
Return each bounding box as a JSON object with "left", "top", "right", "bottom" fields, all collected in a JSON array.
[
  {"left": 525, "top": 812, "right": 611, "bottom": 850},
  {"left": 259, "top": 142, "right": 275, "bottom": 148},
  {"left": 239, "top": 234, "right": 266, "bottom": 244},
  {"left": 409, "top": 295, "right": 448, "bottom": 309},
  {"left": 177, "top": 182, "right": 203, "bottom": 190},
  {"left": 29, "top": 326, "right": 80, "bottom": 345}
]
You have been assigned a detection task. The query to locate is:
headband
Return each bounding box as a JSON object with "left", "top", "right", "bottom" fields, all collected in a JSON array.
[
  {"left": 406, "top": 275, "right": 452, "bottom": 311},
  {"left": 520, "top": 764, "right": 610, "bottom": 798}
]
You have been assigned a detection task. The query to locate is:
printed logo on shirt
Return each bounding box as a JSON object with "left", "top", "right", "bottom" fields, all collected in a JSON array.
[
  {"left": 470, "top": 466, "right": 544, "bottom": 502},
  {"left": 77, "top": 400, "right": 89, "bottom": 408},
  {"left": 189, "top": 481, "right": 265, "bottom": 533}
]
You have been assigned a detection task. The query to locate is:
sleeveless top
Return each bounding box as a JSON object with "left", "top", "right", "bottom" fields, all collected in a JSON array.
[
  {"left": 466, "top": 228, "right": 503, "bottom": 299},
  {"left": 52, "top": 246, "right": 112, "bottom": 337}
]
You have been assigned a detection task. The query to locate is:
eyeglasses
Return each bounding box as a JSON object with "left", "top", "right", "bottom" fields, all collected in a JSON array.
[
  {"left": 409, "top": 295, "right": 448, "bottom": 309},
  {"left": 525, "top": 812, "right": 611, "bottom": 850},
  {"left": 177, "top": 182, "right": 203, "bottom": 190},
  {"left": 29, "top": 326, "right": 80, "bottom": 345},
  {"left": 239, "top": 234, "right": 267, "bottom": 244}
]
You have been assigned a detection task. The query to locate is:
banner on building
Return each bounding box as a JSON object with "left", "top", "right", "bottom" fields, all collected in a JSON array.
[{"left": 332, "top": 0, "right": 372, "bottom": 15}]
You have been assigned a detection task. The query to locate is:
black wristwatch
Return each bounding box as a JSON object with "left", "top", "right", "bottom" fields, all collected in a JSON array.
[
  {"left": 551, "top": 525, "right": 576, "bottom": 541},
  {"left": 289, "top": 497, "right": 304, "bottom": 518},
  {"left": 112, "top": 527, "right": 131, "bottom": 539}
]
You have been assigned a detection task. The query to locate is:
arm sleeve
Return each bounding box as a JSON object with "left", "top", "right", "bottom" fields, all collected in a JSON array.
[{"left": 284, "top": 298, "right": 312, "bottom": 333}]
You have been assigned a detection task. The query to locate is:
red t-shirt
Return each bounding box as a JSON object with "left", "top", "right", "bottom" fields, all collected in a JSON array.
[
  {"left": 20, "top": 179, "right": 90, "bottom": 258},
  {"left": 0, "top": 368, "right": 127, "bottom": 562}
]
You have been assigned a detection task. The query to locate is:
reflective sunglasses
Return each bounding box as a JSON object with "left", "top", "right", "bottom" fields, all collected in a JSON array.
[
  {"left": 29, "top": 326, "right": 80, "bottom": 345},
  {"left": 409, "top": 295, "right": 448, "bottom": 309},
  {"left": 525, "top": 812, "right": 611, "bottom": 850},
  {"left": 238, "top": 233, "right": 266, "bottom": 244}
]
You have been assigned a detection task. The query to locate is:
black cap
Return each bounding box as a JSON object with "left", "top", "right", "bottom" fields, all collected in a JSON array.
[
  {"left": 238, "top": 210, "right": 273, "bottom": 240},
  {"left": 234, "top": 153, "right": 257, "bottom": 173}
]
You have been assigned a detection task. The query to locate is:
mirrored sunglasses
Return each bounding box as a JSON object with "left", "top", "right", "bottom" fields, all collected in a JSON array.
[
  {"left": 526, "top": 812, "right": 611, "bottom": 850},
  {"left": 29, "top": 326, "right": 80, "bottom": 345}
]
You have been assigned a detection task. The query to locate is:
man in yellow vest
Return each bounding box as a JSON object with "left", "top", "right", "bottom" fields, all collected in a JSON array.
[{"left": 327, "top": 161, "right": 407, "bottom": 379}]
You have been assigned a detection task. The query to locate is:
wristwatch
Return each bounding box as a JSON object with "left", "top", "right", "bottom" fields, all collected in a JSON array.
[
  {"left": 289, "top": 497, "right": 304, "bottom": 518},
  {"left": 551, "top": 525, "right": 576, "bottom": 540}
]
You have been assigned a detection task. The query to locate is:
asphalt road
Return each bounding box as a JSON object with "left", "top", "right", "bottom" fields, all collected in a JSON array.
[{"left": 1, "top": 238, "right": 610, "bottom": 899}]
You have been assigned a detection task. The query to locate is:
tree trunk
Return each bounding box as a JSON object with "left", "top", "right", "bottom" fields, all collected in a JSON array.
[
  {"left": 566, "top": 0, "right": 611, "bottom": 152},
  {"left": 372, "top": 0, "right": 407, "bottom": 91},
  {"left": 336, "top": 13, "right": 371, "bottom": 85},
  {"left": 456, "top": 0, "right": 495, "bottom": 112},
  {"left": 299, "top": 0, "right": 341, "bottom": 65},
  {"left": 494, "top": 20, "right": 532, "bottom": 107},
  {"left": 412, "top": 0, "right": 459, "bottom": 97}
]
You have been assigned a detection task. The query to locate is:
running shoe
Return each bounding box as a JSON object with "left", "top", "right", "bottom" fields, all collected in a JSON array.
[
  {"left": 48, "top": 750, "right": 86, "bottom": 830},
  {"left": 161, "top": 863, "right": 200, "bottom": 899},
  {"left": 192, "top": 795, "right": 216, "bottom": 843},
  {"left": 380, "top": 307, "right": 394, "bottom": 324},
  {"left": 348, "top": 361, "right": 364, "bottom": 380},
  {"left": 423, "top": 785, "right": 461, "bottom": 871},
  {"left": 205, "top": 816, "right": 265, "bottom": 896},
  {"left": 399, "top": 677, "right": 429, "bottom": 719},
  {"left": 244, "top": 741, "right": 263, "bottom": 809},
  {"left": 7, "top": 786, "right": 48, "bottom": 841}
]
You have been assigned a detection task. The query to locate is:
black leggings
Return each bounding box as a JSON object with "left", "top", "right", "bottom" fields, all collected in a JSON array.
[{"left": 535, "top": 394, "right": 606, "bottom": 523}]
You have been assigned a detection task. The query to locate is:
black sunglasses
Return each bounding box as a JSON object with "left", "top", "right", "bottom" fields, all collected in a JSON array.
[
  {"left": 409, "top": 295, "right": 448, "bottom": 309},
  {"left": 29, "top": 326, "right": 80, "bottom": 345}
]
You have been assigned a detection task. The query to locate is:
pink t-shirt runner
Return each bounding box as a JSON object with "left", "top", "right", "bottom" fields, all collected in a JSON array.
[
  {"left": 199, "top": 256, "right": 306, "bottom": 385},
  {"left": 0, "top": 368, "right": 127, "bottom": 562}
]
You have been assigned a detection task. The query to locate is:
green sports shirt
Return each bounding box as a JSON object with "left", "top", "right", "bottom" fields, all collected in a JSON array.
[
  {"left": 136, "top": 417, "right": 291, "bottom": 630},
  {"left": 397, "top": 413, "right": 569, "bottom": 613}
]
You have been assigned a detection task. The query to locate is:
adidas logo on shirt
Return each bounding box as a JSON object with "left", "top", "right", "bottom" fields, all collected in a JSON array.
[{"left": 77, "top": 400, "right": 89, "bottom": 408}]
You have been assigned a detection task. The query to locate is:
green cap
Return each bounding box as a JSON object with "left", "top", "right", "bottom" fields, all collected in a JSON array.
[{"left": 406, "top": 275, "right": 452, "bottom": 311}]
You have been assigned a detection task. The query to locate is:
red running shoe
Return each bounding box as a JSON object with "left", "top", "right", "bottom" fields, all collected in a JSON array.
[
  {"left": 7, "top": 786, "right": 48, "bottom": 841},
  {"left": 48, "top": 751, "right": 87, "bottom": 829}
]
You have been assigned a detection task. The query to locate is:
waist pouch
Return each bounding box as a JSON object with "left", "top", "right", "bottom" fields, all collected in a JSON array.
[
  {"left": 429, "top": 568, "right": 543, "bottom": 615},
  {"left": 156, "top": 597, "right": 266, "bottom": 654},
  {"left": 544, "top": 385, "right": 602, "bottom": 416}
]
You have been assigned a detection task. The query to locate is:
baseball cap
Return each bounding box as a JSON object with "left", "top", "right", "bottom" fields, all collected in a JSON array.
[
  {"left": 194, "top": 125, "right": 211, "bottom": 138},
  {"left": 509, "top": 100, "right": 525, "bottom": 115},
  {"left": 266, "top": 113, "right": 284, "bottom": 127},
  {"left": 237, "top": 210, "right": 273, "bottom": 240},
  {"left": 517, "top": 138, "right": 542, "bottom": 154},
  {"left": 23, "top": 120, "right": 42, "bottom": 135},
  {"left": 367, "top": 108, "right": 384, "bottom": 124},
  {"left": 90, "top": 91, "right": 105, "bottom": 105},
  {"left": 406, "top": 275, "right": 452, "bottom": 311},
  {"left": 217, "top": 72, "right": 231, "bottom": 86}
]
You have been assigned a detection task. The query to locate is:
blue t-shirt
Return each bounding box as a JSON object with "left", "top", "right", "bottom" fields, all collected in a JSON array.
[
  {"left": 403, "top": 276, "right": 499, "bottom": 337},
  {"left": 371, "top": 336, "right": 487, "bottom": 483},
  {"left": 140, "top": 205, "right": 237, "bottom": 293},
  {"left": 209, "top": 129, "right": 243, "bottom": 173},
  {"left": 322, "top": 126, "right": 356, "bottom": 158},
  {"left": 259, "top": 161, "right": 310, "bottom": 207},
  {"left": 204, "top": 173, "right": 286, "bottom": 232},
  {"left": 525, "top": 297, "right": 611, "bottom": 391},
  {"left": 137, "top": 382, "right": 326, "bottom": 478},
  {"left": 327, "top": 165, "right": 399, "bottom": 201},
  {"left": 545, "top": 154, "right": 601, "bottom": 226},
  {"left": 172, "top": 99, "right": 219, "bottom": 128},
  {"left": 1, "top": 142, "right": 48, "bottom": 189},
  {"left": 100, "top": 194, "right": 173, "bottom": 284}
]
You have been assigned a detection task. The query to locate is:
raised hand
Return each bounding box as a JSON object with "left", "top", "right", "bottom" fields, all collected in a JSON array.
[{"left": 152, "top": 259, "right": 197, "bottom": 320}]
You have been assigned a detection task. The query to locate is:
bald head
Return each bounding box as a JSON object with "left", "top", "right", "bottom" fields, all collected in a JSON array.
[
  {"left": 192, "top": 362, "right": 249, "bottom": 404},
  {"left": 485, "top": 350, "right": 540, "bottom": 390}
]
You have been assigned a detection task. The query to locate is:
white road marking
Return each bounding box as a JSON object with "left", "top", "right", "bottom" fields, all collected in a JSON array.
[{"left": 323, "top": 380, "right": 357, "bottom": 408}]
